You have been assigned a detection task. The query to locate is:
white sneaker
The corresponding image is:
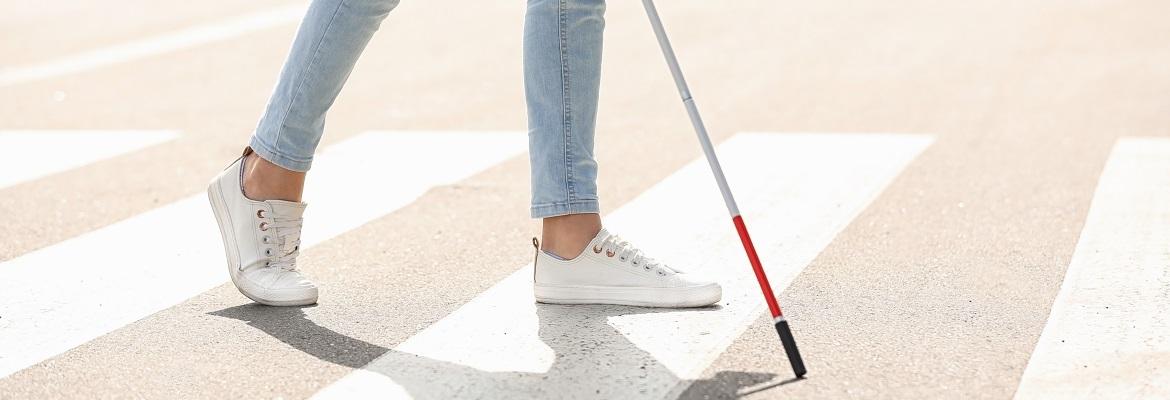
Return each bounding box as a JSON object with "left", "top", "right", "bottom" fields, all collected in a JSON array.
[
  {"left": 533, "top": 228, "right": 722, "bottom": 308},
  {"left": 207, "top": 149, "right": 318, "bottom": 306}
]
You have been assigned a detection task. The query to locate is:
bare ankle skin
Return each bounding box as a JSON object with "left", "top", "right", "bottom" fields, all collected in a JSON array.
[
  {"left": 241, "top": 151, "right": 307, "bottom": 202},
  {"left": 541, "top": 213, "right": 602, "bottom": 260}
]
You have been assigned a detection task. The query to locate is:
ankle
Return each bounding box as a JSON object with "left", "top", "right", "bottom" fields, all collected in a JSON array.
[
  {"left": 242, "top": 152, "right": 306, "bottom": 202},
  {"left": 541, "top": 213, "right": 602, "bottom": 259}
]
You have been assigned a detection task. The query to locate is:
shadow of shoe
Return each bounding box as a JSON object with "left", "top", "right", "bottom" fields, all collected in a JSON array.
[
  {"left": 208, "top": 301, "right": 795, "bottom": 399},
  {"left": 208, "top": 303, "right": 386, "bottom": 369}
]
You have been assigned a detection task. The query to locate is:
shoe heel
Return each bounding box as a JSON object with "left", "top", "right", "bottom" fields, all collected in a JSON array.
[{"left": 206, "top": 181, "right": 239, "bottom": 270}]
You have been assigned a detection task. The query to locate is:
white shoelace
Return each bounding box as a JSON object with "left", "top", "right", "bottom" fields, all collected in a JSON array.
[
  {"left": 260, "top": 212, "right": 303, "bottom": 271},
  {"left": 595, "top": 232, "right": 676, "bottom": 275}
]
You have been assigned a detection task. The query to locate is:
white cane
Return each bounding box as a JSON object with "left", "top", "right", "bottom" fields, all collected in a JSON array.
[{"left": 640, "top": 0, "right": 807, "bottom": 378}]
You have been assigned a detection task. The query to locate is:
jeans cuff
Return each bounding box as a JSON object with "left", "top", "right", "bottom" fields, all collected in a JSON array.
[
  {"left": 248, "top": 135, "right": 313, "bottom": 172},
  {"left": 530, "top": 200, "right": 601, "bottom": 219}
]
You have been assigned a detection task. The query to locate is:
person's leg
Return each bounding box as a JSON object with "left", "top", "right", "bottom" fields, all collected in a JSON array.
[
  {"left": 209, "top": 0, "right": 399, "bottom": 306},
  {"left": 245, "top": 0, "right": 401, "bottom": 202},
  {"left": 524, "top": 0, "right": 721, "bottom": 307},
  {"left": 524, "top": 0, "right": 606, "bottom": 259}
]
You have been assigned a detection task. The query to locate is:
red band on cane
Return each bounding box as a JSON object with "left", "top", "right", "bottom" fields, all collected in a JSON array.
[{"left": 732, "top": 215, "right": 782, "bottom": 318}]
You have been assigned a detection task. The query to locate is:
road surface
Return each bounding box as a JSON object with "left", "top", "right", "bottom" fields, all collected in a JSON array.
[{"left": 1, "top": 0, "right": 1168, "bottom": 398}]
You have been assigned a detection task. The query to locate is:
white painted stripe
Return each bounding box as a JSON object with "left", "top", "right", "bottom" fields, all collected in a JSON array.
[
  {"left": 0, "top": 5, "right": 306, "bottom": 87},
  {"left": 1014, "top": 138, "right": 1170, "bottom": 399},
  {"left": 0, "top": 131, "right": 526, "bottom": 379},
  {"left": 312, "top": 132, "right": 933, "bottom": 399},
  {"left": 0, "top": 130, "right": 178, "bottom": 189}
]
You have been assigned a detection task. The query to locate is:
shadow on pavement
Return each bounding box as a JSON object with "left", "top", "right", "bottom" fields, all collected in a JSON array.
[
  {"left": 679, "top": 374, "right": 805, "bottom": 399},
  {"left": 678, "top": 372, "right": 799, "bottom": 399},
  {"left": 210, "top": 303, "right": 798, "bottom": 399}
]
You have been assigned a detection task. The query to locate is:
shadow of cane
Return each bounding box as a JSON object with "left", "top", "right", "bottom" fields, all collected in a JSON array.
[{"left": 209, "top": 302, "right": 794, "bottom": 399}]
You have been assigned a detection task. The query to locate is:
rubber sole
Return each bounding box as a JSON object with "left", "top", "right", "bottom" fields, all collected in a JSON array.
[{"left": 534, "top": 283, "right": 721, "bottom": 308}]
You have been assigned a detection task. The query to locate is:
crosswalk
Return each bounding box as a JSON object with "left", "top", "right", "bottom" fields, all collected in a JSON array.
[
  {"left": 0, "top": 130, "right": 178, "bottom": 190},
  {"left": 2, "top": 132, "right": 1168, "bottom": 398},
  {"left": 312, "top": 133, "right": 932, "bottom": 399},
  {"left": 1013, "top": 138, "right": 1170, "bottom": 399},
  {"left": 0, "top": 6, "right": 306, "bottom": 87},
  {"left": 0, "top": 131, "right": 526, "bottom": 380}
]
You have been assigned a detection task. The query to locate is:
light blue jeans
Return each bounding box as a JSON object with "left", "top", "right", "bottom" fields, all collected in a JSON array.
[{"left": 249, "top": 0, "right": 605, "bottom": 219}]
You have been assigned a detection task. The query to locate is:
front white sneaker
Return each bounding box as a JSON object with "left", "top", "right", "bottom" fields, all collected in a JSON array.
[
  {"left": 207, "top": 150, "right": 318, "bottom": 306},
  {"left": 533, "top": 228, "right": 722, "bottom": 308}
]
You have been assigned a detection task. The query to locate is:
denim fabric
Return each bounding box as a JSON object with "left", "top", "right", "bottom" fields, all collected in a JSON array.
[
  {"left": 524, "top": 0, "right": 605, "bottom": 218},
  {"left": 249, "top": 0, "right": 606, "bottom": 218}
]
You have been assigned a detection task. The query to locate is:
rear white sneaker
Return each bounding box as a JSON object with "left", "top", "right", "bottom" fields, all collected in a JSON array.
[
  {"left": 207, "top": 150, "right": 318, "bottom": 306},
  {"left": 533, "top": 228, "right": 721, "bottom": 308}
]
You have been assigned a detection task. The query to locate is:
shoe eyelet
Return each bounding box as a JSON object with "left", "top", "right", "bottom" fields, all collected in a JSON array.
[
  {"left": 262, "top": 236, "right": 271, "bottom": 244},
  {"left": 264, "top": 248, "right": 274, "bottom": 257},
  {"left": 656, "top": 270, "right": 666, "bottom": 276},
  {"left": 592, "top": 245, "right": 603, "bottom": 254},
  {"left": 632, "top": 260, "right": 639, "bottom": 266},
  {"left": 643, "top": 265, "right": 652, "bottom": 271},
  {"left": 606, "top": 250, "right": 615, "bottom": 258},
  {"left": 619, "top": 256, "right": 628, "bottom": 262},
  {"left": 256, "top": 209, "right": 266, "bottom": 219},
  {"left": 259, "top": 222, "right": 269, "bottom": 231}
]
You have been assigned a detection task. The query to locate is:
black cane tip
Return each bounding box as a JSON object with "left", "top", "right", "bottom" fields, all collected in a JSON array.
[{"left": 774, "top": 318, "right": 807, "bottom": 378}]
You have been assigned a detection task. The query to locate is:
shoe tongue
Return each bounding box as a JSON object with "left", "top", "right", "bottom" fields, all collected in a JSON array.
[
  {"left": 266, "top": 200, "right": 307, "bottom": 218},
  {"left": 592, "top": 228, "right": 676, "bottom": 273},
  {"left": 590, "top": 228, "right": 611, "bottom": 246}
]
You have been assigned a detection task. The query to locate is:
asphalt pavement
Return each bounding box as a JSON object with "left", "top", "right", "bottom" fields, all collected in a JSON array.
[{"left": 1, "top": 0, "right": 1168, "bottom": 398}]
